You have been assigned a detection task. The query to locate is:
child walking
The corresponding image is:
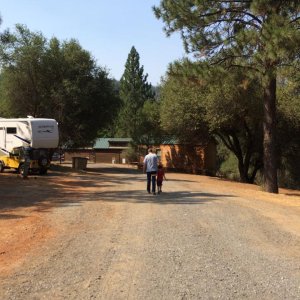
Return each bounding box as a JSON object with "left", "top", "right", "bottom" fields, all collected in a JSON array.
[{"left": 157, "top": 163, "right": 167, "bottom": 194}]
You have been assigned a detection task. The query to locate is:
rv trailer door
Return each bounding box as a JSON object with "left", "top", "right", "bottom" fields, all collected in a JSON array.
[{"left": 0, "top": 126, "right": 6, "bottom": 154}]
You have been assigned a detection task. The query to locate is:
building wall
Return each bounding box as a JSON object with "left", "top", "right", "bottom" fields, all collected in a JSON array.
[
  {"left": 158, "top": 142, "right": 216, "bottom": 175},
  {"left": 64, "top": 149, "right": 127, "bottom": 164},
  {"left": 95, "top": 150, "right": 125, "bottom": 164},
  {"left": 64, "top": 150, "right": 95, "bottom": 162}
]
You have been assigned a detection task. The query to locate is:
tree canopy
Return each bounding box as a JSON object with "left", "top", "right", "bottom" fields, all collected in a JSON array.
[
  {"left": 276, "top": 65, "right": 300, "bottom": 188},
  {"left": 0, "top": 24, "right": 120, "bottom": 147},
  {"left": 154, "top": 0, "right": 300, "bottom": 193},
  {"left": 160, "top": 60, "right": 265, "bottom": 183}
]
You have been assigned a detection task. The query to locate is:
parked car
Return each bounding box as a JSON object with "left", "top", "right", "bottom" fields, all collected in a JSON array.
[{"left": 51, "top": 152, "right": 64, "bottom": 162}]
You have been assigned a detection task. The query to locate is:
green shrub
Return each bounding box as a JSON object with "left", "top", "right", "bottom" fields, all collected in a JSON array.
[
  {"left": 124, "top": 145, "right": 139, "bottom": 163},
  {"left": 216, "top": 143, "right": 240, "bottom": 181}
]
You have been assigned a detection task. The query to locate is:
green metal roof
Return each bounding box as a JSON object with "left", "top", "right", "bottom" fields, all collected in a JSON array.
[{"left": 93, "top": 138, "right": 132, "bottom": 149}]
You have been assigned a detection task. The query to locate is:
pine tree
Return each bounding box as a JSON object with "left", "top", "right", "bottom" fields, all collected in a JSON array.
[
  {"left": 154, "top": 1, "right": 300, "bottom": 193},
  {"left": 117, "top": 46, "right": 154, "bottom": 138}
]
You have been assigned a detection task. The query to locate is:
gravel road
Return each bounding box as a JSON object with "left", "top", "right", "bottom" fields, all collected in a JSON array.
[{"left": 1, "top": 164, "right": 300, "bottom": 299}]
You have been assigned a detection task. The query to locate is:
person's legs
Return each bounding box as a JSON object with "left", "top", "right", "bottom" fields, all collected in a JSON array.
[
  {"left": 157, "top": 180, "right": 162, "bottom": 193},
  {"left": 146, "top": 172, "right": 151, "bottom": 193},
  {"left": 151, "top": 171, "right": 157, "bottom": 194}
]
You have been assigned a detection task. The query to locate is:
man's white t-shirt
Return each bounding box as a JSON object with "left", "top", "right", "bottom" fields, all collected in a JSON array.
[{"left": 143, "top": 153, "right": 158, "bottom": 172}]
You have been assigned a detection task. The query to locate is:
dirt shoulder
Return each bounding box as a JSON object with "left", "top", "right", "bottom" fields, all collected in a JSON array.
[{"left": 0, "top": 165, "right": 85, "bottom": 275}]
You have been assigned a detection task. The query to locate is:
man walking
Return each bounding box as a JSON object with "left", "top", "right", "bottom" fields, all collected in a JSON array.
[{"left": 143, "top": 148, "right": 158, "bottom": 195}]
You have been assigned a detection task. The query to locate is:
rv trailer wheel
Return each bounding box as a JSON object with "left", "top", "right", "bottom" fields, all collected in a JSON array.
[
  {"left": 38, "top": 156, "right": 49, "bottom": 167},
  {"left": 0, "top": 161, "right": 4, "bottom": 173}
]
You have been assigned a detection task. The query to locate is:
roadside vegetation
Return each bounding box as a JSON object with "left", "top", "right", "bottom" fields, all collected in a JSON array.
[{"left": 0, "top": 1, "right": 299, "bottom": 191}]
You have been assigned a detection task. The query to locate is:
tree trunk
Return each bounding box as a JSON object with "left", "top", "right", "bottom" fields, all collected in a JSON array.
[
  {"left": 238, "top": 159, "right": 249, "bottom": 183},
  {"left": 263, "top": 73, "right": 278, "bottom": 193}
]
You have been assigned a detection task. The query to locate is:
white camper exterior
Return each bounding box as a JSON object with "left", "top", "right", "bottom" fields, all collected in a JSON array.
[
  {"left": 0, "top": 117, "right": 59, "bottom": 154},
  {"left": 0, "top": 117, "right": 59, "bottom": 174}
]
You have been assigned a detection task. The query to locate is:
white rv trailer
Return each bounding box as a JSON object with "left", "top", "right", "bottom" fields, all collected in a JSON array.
[{"left": 0, "top": 117, "right": 59, "bottom": 174}]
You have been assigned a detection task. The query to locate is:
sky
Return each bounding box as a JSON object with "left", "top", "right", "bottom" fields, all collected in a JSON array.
[{"left": 0, "top": 0, "right": 187, "bottom": 85}]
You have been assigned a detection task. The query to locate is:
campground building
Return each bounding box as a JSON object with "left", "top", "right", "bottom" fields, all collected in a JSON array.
[{"left": 63, "top": 138, "right": 216, "bottom": 176}]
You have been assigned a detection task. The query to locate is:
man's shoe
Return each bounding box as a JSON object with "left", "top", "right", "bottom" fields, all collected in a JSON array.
[{"left": 153, "top": 192, "right": 156, "bottom": 195}]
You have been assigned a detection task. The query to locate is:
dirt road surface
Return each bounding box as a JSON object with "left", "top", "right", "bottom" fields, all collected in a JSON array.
[{"left": 1, "top": 163, "right": 300, "bottom": 299}]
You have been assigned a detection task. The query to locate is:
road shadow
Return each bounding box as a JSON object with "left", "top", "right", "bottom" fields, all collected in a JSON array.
[
  {"left": 0, "top": 213, "right": 26, "bottom": 220},
  {"left": 0, "top": 164, "right": 235, "bottom": 218},
  {"left": 88, "top": 189, "right": 235, "bottom": 205},
  {"left": 284, "top": 193, "right": 300, "bottom": 197}
]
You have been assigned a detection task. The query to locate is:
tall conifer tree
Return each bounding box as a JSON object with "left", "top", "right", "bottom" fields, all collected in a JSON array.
[
  {"left": 117, "top": 46, "right": 154, "bottom": 138},
  {"left": 154, "top": 1, "right": 300, "bottom": 193}
]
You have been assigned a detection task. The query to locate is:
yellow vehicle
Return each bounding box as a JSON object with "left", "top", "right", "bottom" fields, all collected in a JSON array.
[
  {"left": 0, "top": 117, "right": 59, "bottom": 175},
  {"left": 0, "top": 147, "right": 51, "bottom": 175}
]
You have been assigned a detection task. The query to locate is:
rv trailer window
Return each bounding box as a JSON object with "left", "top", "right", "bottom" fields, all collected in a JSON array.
[{"left": 7, "top": 127, "right": 17, "bottom": 134}]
